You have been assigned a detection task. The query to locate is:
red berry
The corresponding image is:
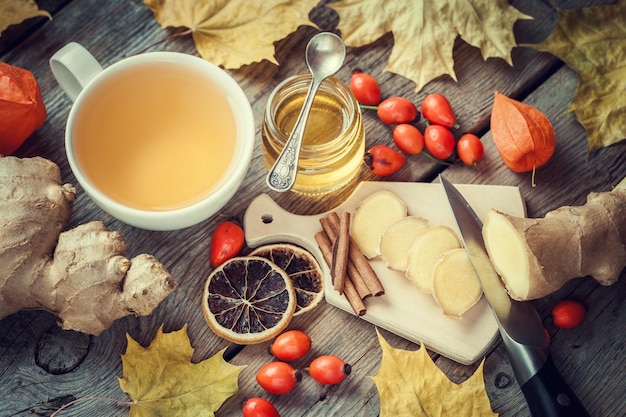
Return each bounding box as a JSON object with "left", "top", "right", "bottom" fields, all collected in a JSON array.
[
  {"left": 269, "top": 330, "right": 311, "bottom": 362},
  {"left": 242, "top": 397, "right": 280, "bottom": 417},
  {"left": 456, "top": 133, "right": 484, "bottom": 166},
  {"left": 421, "top": 93, "right": 458, "bottom": 128},
  {"left": 365, "top": 145, "right": 407, "bottom": 176},
  {"left": 308, "top": 355, "right": 351, "bottom": 385},
  {"left": 377, "top": 97, "right": 418, "bottom": 125},
  {"left": 256, "top": 362, "right": 301, "bottom": 395},
  {"left": 393, "top": 124, "right": 424, "bottom": 155},
  {"left": 552, "top": 299, "right": 586, "bottom": 329},
  {"left": 209, "top": 220, "right": 245, "bottom": 267},
  {"left": 424, "top": 125, "right": 456, "bottom": 160},
  {"left": 350, "top": 71, "right": 381, "bottom": 105}
]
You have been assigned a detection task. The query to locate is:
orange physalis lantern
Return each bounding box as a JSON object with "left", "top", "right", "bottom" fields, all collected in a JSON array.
[
  {"left": 490, "top": 91, "right": 556, "bottom": 174},
  {"left": 0, "top": 62, "right": 48, "bottom": 155}
]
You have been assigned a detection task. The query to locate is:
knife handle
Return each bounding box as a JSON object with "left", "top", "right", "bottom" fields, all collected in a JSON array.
[{"left": 521, "top": 354, "right": 589, "bottom": 417}]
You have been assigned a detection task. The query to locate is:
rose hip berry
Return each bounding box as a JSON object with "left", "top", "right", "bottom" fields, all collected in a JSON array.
[
  {"left": 376, "top": 97, "right": 418, "bottom": 125},
  {"left": 350, "top": 71, "right": 381, "bottom": 106},
  {"left": 393, "top": 124, "right": 424, "bottom": 155},
  {"left": 456, "top": 133, "right": 484, "bottom": 166},
  {"left": 308, "top": 355, "right": 352, "bottom": 385},
  {"left": 242, "top": 397, "right": 280, "bottom": 417},
  {"left": 424, "top": 125, "right": 456, "bottom": 160},
  {"left": 209, "top": 220, "right": 245, "bottom": 267},
  {"left": 552, "top": 299, "right": 586, "bottom": 329},
  {"left": 421, "top": 93, "right": 458, "bottom": 128},
  {"left": 256, "top": 361, "right": 301, "bottom": 395},
  {"left": 365, "top": 145, "right": 407, "bottom": 176},
  {"left": 269, "top": 330, "right": 311, "bottom": 362}
]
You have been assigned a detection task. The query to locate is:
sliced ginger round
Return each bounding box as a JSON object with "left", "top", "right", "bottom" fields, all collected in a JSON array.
[
  {"left": 351, "top": 190, "right": 407, "bottom": 259},
  {"left": 432, "top": 248, "right": 483, "bottom": 318},
  {"left": 405, "top": 225, "right": 461, "bottom": 294},
  {"left": 379, "top": 216, "right": 431, "bottom": 271}
]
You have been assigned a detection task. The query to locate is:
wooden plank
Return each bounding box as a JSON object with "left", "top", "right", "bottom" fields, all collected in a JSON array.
[{"left": 0, "top": 0, "right": 624, "bottom": 416}]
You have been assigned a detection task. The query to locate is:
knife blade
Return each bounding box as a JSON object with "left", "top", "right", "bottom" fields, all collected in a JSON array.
[{"left": 440, "top": 175, "right": 589, "bottom": 417}]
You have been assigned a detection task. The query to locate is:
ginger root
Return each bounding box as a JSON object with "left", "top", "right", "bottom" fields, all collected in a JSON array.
[
  {"left": 483, "top": 177, "right": 626, "bottom": 300},
  {"left": 0, "top": 155, "right": 176, "bottom": 335}
]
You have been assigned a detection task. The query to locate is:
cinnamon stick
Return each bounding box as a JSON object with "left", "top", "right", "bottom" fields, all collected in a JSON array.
[
  {"left": 314, "top": 231, "right": 366, "bottom": 316},
  {"left": 342, "top": 279, "right": 367, "bottom": 317},
  {"left": 330, "top": 212, "right": 350, "bottom": 293},
  {"left": 327, "top": 212, "right": 385, "bottom": 296},
  {"left": 319, "top": 217, "right": 372, "bottom": 299}
]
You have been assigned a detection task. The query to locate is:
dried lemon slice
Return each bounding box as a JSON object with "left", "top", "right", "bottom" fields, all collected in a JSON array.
[
  {"left": 202, "top": 256, "right": 296, "bottom": 344},
  {"left": 250, "top": 244, "right": 324, "bottom": 316}
]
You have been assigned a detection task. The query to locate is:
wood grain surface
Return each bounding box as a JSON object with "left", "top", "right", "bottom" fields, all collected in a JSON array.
[{"left": 1, "top": 0, "right": 624, "bottom": 416}]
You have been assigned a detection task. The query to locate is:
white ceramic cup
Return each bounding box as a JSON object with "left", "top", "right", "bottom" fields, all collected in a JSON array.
[{"left": 50, "top": 43, "right": 255, "bottom": 231}]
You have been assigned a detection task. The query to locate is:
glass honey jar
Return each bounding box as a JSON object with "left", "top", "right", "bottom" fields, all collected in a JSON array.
[{"left": 261, "top": 73, "right": 365, "bottom": 195}]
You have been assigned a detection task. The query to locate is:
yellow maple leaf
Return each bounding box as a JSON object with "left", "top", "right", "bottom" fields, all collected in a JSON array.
[
  {"left": 144, "top": 0, "right": 319, "bottom": 68},
  {"left": 372, "top": 329, "right": 497, "bottom": 417},
  {"left": 0, "top": 0, "right": 50, "bottom": 35},
  {"left": 329, "top": 0, "right": 531, "bottom": 92},
  {"left": 118, "top": 325, "right": 245, "bottom": 417},
  {"left": 530, "top": 0, "right": 626, "bottom": 155}
]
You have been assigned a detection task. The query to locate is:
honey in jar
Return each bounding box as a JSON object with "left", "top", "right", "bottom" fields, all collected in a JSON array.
[{"left": 262, "top": 74, "right": 365, "bottom": 195}]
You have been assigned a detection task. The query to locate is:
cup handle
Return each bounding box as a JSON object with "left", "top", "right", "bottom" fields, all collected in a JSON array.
[{"left": 50, "top": 42, "right": 103, "bottom": 102}]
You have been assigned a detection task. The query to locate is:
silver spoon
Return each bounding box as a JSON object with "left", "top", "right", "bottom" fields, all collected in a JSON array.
[{"left": 266, "top": 32, "right": 346, "bottom": 192}]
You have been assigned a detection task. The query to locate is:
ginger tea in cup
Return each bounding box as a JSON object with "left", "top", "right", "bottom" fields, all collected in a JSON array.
[
  {"left": 51, "top": 43, "right": 255, "bottom": 230},
  {"left": 72, "top": 61, "right": 236, "bottom": 211}
]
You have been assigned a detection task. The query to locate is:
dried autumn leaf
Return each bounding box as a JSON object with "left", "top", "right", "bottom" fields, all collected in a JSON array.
[
  {"left": 118, "top": 325, "right": 245, "bottom": 417},
  {"left": 530, "top": 1, "right": 626, "bottom": 155},
  {"left": 0, "top": 0, "right": 50, "bottom": 35},
  {"left": 144, "top": 0, "right": 319, "bottom": 68},
  {"left": 372, "top": 329, "right": 497, "bottom": 417},
  {"left": 329, "top": 0, "right": 531, "bottom": 92}
]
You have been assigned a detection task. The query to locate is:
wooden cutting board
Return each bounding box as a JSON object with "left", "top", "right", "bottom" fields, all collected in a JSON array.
[{"left": 243, "top": 181, "right": 526, "bottom": 364}]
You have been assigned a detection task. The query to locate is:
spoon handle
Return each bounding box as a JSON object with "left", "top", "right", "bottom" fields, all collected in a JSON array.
[{"left": 266, "top": 76, "right": 322, "bottom": 192}]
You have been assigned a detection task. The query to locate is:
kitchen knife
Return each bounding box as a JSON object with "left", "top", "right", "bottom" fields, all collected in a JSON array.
[{"left": 440, "top": 175, "right": 590, "bottom": 417}]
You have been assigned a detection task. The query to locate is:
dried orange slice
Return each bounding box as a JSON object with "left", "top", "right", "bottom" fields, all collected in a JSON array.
[
  {"left": 202, "top": 256, "right": 296, "bottom": 344},
  {"left": 250, "top": 244, "right": 324, "bottom": 316}
]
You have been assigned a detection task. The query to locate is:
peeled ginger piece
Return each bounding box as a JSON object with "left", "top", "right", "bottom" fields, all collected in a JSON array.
[
  {"left": 432, "top": 248, "right": 483, "bottom": 318},
  {"left": 351, "top": 190, "right": 407, "bottom": 259},
  {"left": 379, "top": 216, "right": 431, "bottom": 270},
  {"left": 405, "top": 225, "right": 461, "bottom": 293}
]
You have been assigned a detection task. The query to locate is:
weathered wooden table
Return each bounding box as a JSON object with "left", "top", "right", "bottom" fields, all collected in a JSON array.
[{"left": 1, "top": 0, "right": 625, "bottom": 416}]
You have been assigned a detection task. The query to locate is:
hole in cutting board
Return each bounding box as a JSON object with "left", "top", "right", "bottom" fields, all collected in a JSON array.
[{"left": 262, "top": 214, "right": 274, "bottom": 224}]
